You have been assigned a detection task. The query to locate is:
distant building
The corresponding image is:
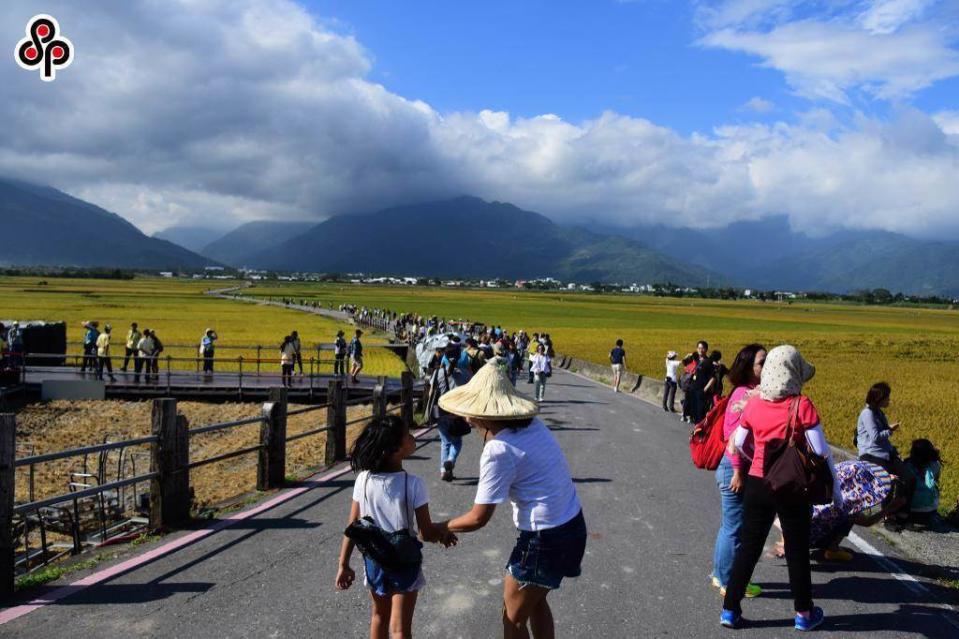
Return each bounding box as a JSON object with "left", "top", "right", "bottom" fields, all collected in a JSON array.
[{"left": 159, "top": 271, "right": 174, "bottom": 278}]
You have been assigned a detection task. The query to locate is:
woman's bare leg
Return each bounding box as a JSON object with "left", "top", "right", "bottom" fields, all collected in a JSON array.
[{"left": 502, "top": 574, "right": 552, "bottom": 639}]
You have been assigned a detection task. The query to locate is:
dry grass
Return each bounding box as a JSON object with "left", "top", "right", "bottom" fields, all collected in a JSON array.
[{"left": 14, "top": 399, "right": 377, "bottom": 509}]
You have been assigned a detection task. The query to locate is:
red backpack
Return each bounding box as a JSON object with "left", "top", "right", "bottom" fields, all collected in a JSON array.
[{"left": 689, "top": 396, "right": 730, "bottom": 470}]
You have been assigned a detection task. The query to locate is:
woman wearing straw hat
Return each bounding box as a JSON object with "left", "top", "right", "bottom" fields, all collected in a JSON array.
[{"left": 437, "top": 361, "right": 587, "bottom": 639}]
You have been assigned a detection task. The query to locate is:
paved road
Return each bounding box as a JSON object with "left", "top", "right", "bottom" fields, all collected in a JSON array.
[{"left": 3, "top": 370, "right": 957, "bottom": 637}]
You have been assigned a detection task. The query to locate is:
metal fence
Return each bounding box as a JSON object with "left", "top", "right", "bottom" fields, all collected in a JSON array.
[{"left": 0, "top": 372, "right": 417, "bottom": 597}]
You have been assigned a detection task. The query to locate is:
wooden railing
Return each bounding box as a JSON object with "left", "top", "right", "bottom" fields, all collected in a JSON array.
[{"left": 0, "top": 372, "right": 416, "bottom": 598}]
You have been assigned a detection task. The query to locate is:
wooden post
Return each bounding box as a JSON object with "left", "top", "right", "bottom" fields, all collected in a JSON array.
[
  {"left": 373, "top": 384, "right": 387, "bottom": 419},
  {"left": 0, "top": 414, "right": 15, "bottom": 600},
  {"left": 325, "top": 379, "right": 347, "bottom": 466},
  {"left": 400, "top": 371, "right": 414, "bottom": 430},
  {"left": 258, "top": 387, "right": 288, "bottom": 490},
  {"left": 150, "top": 399, "right": 190, "bottom": 529}
]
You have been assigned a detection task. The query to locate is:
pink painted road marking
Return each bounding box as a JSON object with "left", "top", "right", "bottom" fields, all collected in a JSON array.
[{"left": 0, "top": 426, "right": 433, "bottom": 626}]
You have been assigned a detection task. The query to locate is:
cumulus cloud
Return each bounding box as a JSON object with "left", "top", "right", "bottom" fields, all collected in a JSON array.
[
  {"left": 1, "top": 0, "right": 959, "bottom": 241},
  {"left": 698, "top": 1, "right": 959, "bottom": 102},
  {"left": 741, "top": 96, "right": 776, "bottom": 112}
]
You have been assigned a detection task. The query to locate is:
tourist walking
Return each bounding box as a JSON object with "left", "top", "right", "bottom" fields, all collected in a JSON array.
[
  {"left": 5, "top": 322, "right": 23, "bottom": 368},
  {"left": 291, "top": 330, "right": 303, "bottom": 375},
  {"left": 437, "top": 363, "right": 587, "bottom": 639},
  {"left": 530, "top": 343, "right": 551, "bottom": 402},
  {"left": 527, "top": 333, "right": 540, "bottom": 383},
  {"left": 334, "top": 330, "right": 347, "bottom": 377},
  {"left": 711, "top": 344, "right": 765, "bottom": 600},
  {"left": 121, "top": 322, "right": 141, "bottom": 372},
  {"left": 151, "top": 330, "right": 164, "bottom": 380},
  {"left": 721, "top": 344, "right": 840, "bottom": 631},
  {"left": 334, "top": 416, "right": 456, "bottom": 639},
  {"left": 856, "top": 382, "right": 917, "bottom": 529},
  {"left": 200, "top": 329, "right": 218, "bottom": 375},
  {"left": 349, "top": 329, "right": 364, "bottom": 383},
  {"left": 663, "top": 351, "right": 680, "bottom": 412},
  {"left": 80, "top": 321, "right": 99, "bottom": 373},
  {"left": 135, "top": 329, "right": 157, "bottom": 384},
  {"left": 280, "top": 335, "right": 296, "bottom": 387},
  {"left": 430, "top": 350, "right": 468, "bottom": 482},
  {"left": 95, "top": 323, "right": 117, "bottom": 383},
  {"left": 610, "top": 339, "right": 626, "bottom": 392}
]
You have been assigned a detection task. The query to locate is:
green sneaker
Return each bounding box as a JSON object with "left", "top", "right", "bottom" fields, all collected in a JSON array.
[{"left": 718, "top": 583, "right": 762, "bottom": 598}]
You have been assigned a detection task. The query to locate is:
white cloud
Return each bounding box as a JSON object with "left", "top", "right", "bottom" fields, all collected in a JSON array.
[
  {"left": 1, "top": 0, "right": 959, "bottom": 241},
  {"left": 698, "top": 1, "right": 959, "bottom": 103},
  {"left": 741, "top": 96, "right": 776, "bottom": 112},
  {"left": 859, "top": 0, "right": 938, "bottom": 34}
]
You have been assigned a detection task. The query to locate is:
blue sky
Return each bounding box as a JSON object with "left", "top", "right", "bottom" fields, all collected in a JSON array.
[
  {"left": 307, "top": 0, "right": 957, "bottom": 133},
  {"left": 308, "top": 0, "right": 781, "bottom": 132},
  {"left": 2, "top": 0, "right": 959, "bottom": 238}
]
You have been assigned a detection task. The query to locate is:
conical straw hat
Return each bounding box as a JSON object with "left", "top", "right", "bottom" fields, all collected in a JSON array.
[{"left": 438, "top": 358, "right": 539, "bottom": 420}]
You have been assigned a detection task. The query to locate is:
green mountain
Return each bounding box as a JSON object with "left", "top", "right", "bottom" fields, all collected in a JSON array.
[
  {"left": 248, "top": 196, "right": 719, "bottom": 285},
  {"left": 602, "top": 217, "right": 959, "bottom": 296},
  {"left": 0, "top": 178, "right": 215, "bottom": 269},
  {"left": 202, "top": 220, "right": 318, "bottom": 266}
]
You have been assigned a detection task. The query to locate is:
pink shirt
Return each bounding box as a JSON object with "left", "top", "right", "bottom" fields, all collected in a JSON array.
[
  {"left": 741, "top": 395, "right": 821, "bottom": 479},
  {"left": 722, "top": 386, "right": 754, "bottom": 470}
]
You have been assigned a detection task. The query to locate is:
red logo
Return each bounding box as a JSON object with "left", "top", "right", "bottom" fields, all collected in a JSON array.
[{"left": 15, "top": 14, "right": 73, "bottom": 81}]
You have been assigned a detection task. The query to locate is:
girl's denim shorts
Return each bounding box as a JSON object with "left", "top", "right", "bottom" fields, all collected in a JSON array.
[
  {"left": 363, "top": 556, "right": 422, "bottom": 596},
  {"left": 506, "top": 510, "right": 587, "bottom": 590}
]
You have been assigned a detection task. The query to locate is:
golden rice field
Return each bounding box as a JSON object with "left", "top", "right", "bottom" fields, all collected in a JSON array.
[
  {"left": 243, "top": 282, "right": 959, "bottom": 509},
  {"left": 0, "top": 276, "right": 406, "bottom": 377}
]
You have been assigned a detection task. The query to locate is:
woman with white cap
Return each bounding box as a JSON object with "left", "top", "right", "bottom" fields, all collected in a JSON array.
[
  {"left": 437, "top": 361, "right": 587, "bottom": 639},
  {"left": 720, "top": 345, "right": 841, "bottom": 632}
]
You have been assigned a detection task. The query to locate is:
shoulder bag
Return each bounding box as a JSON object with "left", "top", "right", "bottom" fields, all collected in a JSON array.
[
  {"left": 344, "top": 472, "right": 424, "bottom": 572},
  {"left": 762, "top": 397, "right": 833, "bottom": 505}
]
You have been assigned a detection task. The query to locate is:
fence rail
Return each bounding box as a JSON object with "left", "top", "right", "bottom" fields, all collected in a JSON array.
[{"left": 0, "top": 371, "right": 418, "bottom": 598}]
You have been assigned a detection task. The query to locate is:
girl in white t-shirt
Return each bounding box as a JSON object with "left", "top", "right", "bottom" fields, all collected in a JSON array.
[{"left": 335, "top": 416, "right": 456, "bottom": 638}]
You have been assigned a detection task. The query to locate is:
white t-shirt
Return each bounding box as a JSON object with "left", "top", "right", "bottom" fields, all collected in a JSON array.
[
  {"left": 665, "top": 359, "right": 682, "bottom": 382},
  {"left": 352, "top": 471, "right": 428, "bottom": 534},
  {"left": 474, "top": 419, "right": 581, "bottom": 532}
]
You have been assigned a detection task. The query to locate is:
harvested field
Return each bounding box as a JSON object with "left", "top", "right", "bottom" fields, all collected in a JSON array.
[{"left": 14, "top": 399, "right": 379, "bottom": 509}]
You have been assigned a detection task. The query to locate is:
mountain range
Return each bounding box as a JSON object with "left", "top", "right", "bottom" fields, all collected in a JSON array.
[
  {"left": 0, "top": 178, "right": 214, "bottom": 269},
  {"left": 599, "top": 218, "right": 959, "bottom": 296},
  {"left": 3, "top": 176, "right": 959, "bottom": 296}
]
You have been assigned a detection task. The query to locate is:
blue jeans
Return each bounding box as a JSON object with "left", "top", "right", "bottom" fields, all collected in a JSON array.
[
  {"left": 437, "top": 418, "right": 463, "bottom": 470},
  {"left": 712, "top": 456, "right": 744, "bottom": 588}
]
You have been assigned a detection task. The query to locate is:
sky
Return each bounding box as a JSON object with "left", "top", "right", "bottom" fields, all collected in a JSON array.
[{"left": 1, "top": 0, "right": 958, "bottom": 238}]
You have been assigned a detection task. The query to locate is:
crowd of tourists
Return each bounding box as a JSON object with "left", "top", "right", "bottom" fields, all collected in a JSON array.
[{"left": 330, "top": 303, "right": 949, "bottom": 637}]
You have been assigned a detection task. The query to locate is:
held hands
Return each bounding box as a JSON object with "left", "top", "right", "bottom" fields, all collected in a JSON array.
[
  {"left": 432, "top": 522, "right": 458, "bottom": 548},
  {"left": 335, "top": 564, "right": 355, "bottom": 590}
]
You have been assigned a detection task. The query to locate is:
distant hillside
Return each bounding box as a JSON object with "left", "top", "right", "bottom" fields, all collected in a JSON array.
[
  {"left": 246, "top": 197, "right": 720, "bottom": 285},
  {"left": 0, "top": 178, "right": 216, "bottom": 269},
  {"left": 202, "top": 220, "right": 317, "bottom": 266},
  {"left": 153, "top": 226, "right": 229, "bottom": 253},
  {"left": 601, "top": 217, "right": 959, "bottom": 296}
]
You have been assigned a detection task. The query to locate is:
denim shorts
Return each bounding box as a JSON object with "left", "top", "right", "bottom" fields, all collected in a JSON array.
[
  {"left": 363, "top": 556, "right": 423, "bottom": 596},
  {"left": 506, "top": 511, "right": 587, "bottom": 590}
]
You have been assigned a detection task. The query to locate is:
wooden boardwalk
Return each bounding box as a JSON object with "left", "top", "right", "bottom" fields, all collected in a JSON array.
[{"left": 21, "top": 366, "right": 418, "bottom": 404}]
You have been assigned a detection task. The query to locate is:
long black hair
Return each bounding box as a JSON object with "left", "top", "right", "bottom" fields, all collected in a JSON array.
[
  {"left": 908, "top": 439, "right": 941, "bottom": 472},
  {"left": 350, "top": 415, "right": 407, "bottom": 473},
  {"left": 727, "top": 343, "right": 766, "bottom": 388}
]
